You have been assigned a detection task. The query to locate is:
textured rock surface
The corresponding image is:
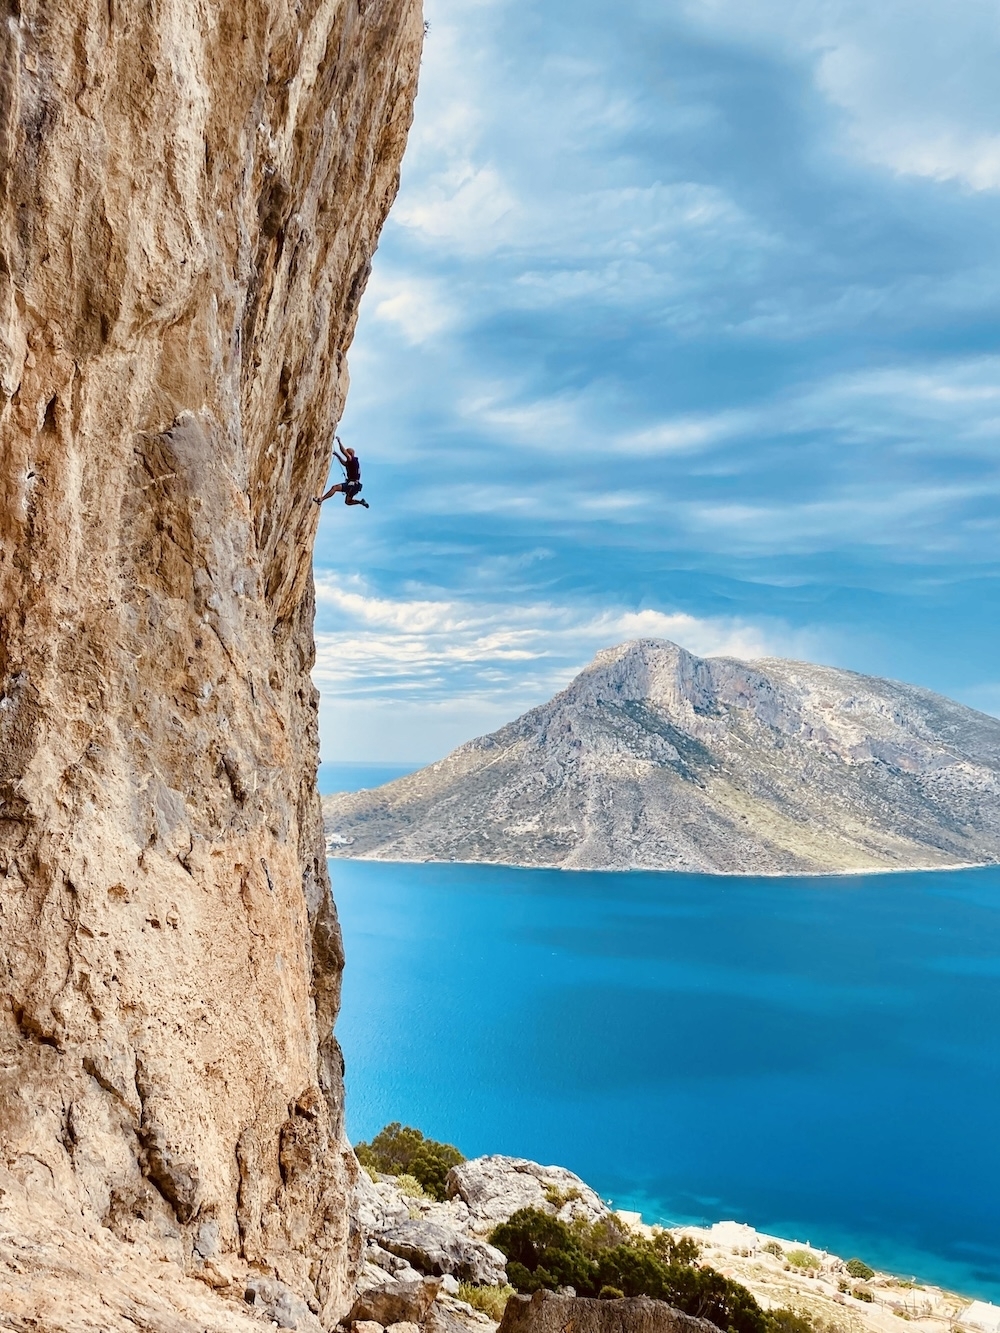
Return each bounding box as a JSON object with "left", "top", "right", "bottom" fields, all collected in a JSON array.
[
  {"left": 446, "top": 1157, "right": 608, "bottom": 1231},
  {"left": 499, "top": 1292, "right": 718, "bottom": 1333},
  {"left": 349, "top": 1276, "right": 443, "bottom": 1327},
  {"left": 0, "top": 0, "right": 421, "bottom": 1326},
  {"left": 323, "top": 639, "right": 1000, "bottom": 874},
  {"left": 378, "top": 1219, "right": 509, "bottom": 1285}
]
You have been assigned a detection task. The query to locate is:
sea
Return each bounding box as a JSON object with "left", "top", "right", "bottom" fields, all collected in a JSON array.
[{"left": 318, "top": 764, "right": 1000, "bottom": 1303}]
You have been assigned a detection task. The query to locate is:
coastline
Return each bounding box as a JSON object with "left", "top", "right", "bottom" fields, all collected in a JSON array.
[
  {"left": 634, "top": 1215, "right": 998, "bottom": 1333},
  {"left": 326, "top": 850, "right": 988, "bottom": 878}
]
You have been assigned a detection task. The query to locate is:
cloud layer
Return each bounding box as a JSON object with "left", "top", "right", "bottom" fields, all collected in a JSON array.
[{"left": 314, "top": 0, "right": 1000, "bottom": 761}]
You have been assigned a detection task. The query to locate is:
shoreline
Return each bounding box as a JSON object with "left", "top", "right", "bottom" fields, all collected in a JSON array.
[
  {"left": 325, "top": 850, "right": 990, "bottom": 879},
  {"left": 618, "top": 1213, "right": 999, "bottom": 1333}
]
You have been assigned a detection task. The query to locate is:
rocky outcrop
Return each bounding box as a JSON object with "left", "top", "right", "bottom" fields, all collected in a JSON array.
[
  {"left": 378, "top": 1220, "right": 509, "bottom": 1285},
  {"left": 350, "top": 1276, "right": 444, "bottom": 1327},
  {"left": 446, "top": 1157, "right": 608, "bottom": 1231},
  {"left": 323, "top": 639, "right": 1000, "bottom": 874},
  {"left": 0, "top": 0, "right": 421, "bottom": 1327},
  {"left": 499, "top": 1293, "right": 718, "bottom": 1333}
]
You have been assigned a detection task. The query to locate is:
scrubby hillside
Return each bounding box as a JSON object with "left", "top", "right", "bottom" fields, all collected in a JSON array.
[{"left": 323, "top": 639, "right": 1000, "bottom": 874}]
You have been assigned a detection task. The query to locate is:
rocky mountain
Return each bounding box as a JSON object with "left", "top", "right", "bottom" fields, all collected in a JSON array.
[
  {"left": 323, "top": 640, "right": 1000, "bottom": 875},
  {"left": 0, "top": 1, "right": 421, "bottom": 1328}
]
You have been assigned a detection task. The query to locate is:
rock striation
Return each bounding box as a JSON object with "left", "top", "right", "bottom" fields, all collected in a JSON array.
[
  {"left": 323, "top": 639, "right": 1000, "bottom": 874},
  {"left": 0, "top": 0, "right": 421, "bottom": 1327}
]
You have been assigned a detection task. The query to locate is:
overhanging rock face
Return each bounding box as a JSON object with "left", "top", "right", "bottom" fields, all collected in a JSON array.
[{"left": 0, "top": 0, "right": 422, "bottom": 1325}]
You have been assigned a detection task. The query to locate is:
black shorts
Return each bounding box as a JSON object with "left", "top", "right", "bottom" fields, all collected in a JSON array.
[{"left": 344, "top": 481, "right": 362, "bottom": 500}]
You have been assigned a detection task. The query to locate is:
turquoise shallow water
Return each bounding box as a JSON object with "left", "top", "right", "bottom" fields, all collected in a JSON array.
[{"left": 330, "top": 857, "right": 1000, "bottom": 1302}]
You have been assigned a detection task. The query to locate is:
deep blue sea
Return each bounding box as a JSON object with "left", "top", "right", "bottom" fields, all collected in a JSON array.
[{"left": 329, "top": 849, "right": 1000, "bottom": 1303}]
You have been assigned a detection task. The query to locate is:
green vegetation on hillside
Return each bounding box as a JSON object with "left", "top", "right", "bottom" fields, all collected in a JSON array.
[
  {"left": 786, "top": 1250, "right": 821, "bottom": 1271},
  {"left": 489, "top": 1208, "right": 813, "bottom": 1333},
  {"left": 457, "top": 1283, "right": 516, "bottom": 1320},
  {"left": 845, "top": 1259, "right": 874, "bottom": 1280},
  {"left": 355, "top": 1122, "right": 465, "bottom": 1201}
]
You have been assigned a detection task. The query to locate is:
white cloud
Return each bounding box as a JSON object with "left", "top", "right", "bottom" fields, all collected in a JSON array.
[
  {"left": 681, "top": 0, "right": 1000, "bottom": 192},
  {"left": 394, "top": 162, "right": 519, "bottom": 252},
  {"left": 369, "top": 272, "right": 457, "bottom": 344},
  {"left": 313, "top": 577, "right": 822, "bottom": 709},
  {"left": 313, "top": 586, "right": 824, "bottom": 760}
]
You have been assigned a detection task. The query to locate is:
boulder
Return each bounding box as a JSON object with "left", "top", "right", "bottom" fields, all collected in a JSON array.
[
  {"left": 445, "top": 1157, "right": 608, "bottom": 1229},
  {"left": 498, "top": 1292, "right": 718, "bottom": 1333},
  {"left": 379, "top": 1220, "right": 508, "bottom": 1286},
  {"left": 349, "top": 1278, "right": 442, "bottom": 1327},
  {"left": 243, "top": 1275, "right": 322, "bottom": 1332},
  {"left": 427, "top": 1302, "right": 496, "bottom": 1333},
  {"left": 355, "top": 1169, "right": 412, "bottom": 1234}
]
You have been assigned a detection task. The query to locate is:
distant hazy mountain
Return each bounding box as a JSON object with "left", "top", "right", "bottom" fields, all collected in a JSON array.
[{"left": 322, "top": 640, "right": 1000, "bottom": 874}]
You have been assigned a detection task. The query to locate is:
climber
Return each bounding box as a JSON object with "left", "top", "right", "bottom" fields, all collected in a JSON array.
[{"left": 313, "top": 437, "right": 369, "bottom": 508}]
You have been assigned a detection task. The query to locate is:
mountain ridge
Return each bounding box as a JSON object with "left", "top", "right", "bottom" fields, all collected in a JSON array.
[{"left": 322, "top": 639, "right": 1000, "bottom": 875}]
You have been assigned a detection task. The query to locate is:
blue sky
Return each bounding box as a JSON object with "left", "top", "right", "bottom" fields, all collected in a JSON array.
[{"left": 313, "top": 0, "right": 1000, "bottom": 763}]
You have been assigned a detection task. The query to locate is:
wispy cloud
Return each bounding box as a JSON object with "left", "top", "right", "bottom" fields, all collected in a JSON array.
[
  {"left": 313, "top": 576, "right": 823, "bottom": 706},
  {"left": 681, "top": 0, "right": 1000, "bottom": 191},
  {"left": 317, "top": 0, "right": 1000, "bottom": 759}
]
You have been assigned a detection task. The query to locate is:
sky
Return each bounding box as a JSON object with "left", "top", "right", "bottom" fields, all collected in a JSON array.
[{"left": 313, "top": 0, "right": 1000, "bottom": 764}]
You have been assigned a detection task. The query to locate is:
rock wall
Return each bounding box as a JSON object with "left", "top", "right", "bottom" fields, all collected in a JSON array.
[{"left": 0, "top": 0, "right": 421, "bottom": 1325}]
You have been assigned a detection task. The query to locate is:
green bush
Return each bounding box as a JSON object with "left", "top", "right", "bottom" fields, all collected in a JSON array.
[
  {"left": 457, "top": 1283, "right": 515, "bottom": 1320},
  {"left": 853, "top": 1289, "right": 874, "bottom": 1304},
  {"left": 490, "top": 1209, "right": 596, "bottom": 1294},
  {"left": 488, "top": 1208, "right": 810, "bottom": 1333},
  {"left": 599, "top": 1287, "right": 625, "bottom": 1300},
  {"left": 762, "top": 1241, "right": 784, "bottom": 1258},
  {"left": 765, "top": 1311, "right": 814, "bottom": 1333},
  {"left": 355, "top": 1122, "right": 465, "bottom": 1201},
  {"left": 786, "top": 1250, "right": 821, "bottom": 1271},
  {"left": 394, "top": 1173, "right": 429, "bottom": 1199},
  {"left": 650, "top": 1230, "right": 702, "bottom": 1266},
  {"left": 845, "top": 1259, "right": 874, "bottom": 1280}
]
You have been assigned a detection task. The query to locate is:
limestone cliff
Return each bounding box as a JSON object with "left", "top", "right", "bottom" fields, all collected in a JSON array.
[
  {"left": 0, "top": 0, "right": 421, "bottom": 1327},
  {"left": 323, "top": 639, "right": 1000, "bottom": 874}
]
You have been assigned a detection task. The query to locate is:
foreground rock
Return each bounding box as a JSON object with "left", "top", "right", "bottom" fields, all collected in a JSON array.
[
  {"left": 378, "top": 1220, "right": 508, "bottom": 1285},
  {"left": 349, "top": 1277, "right": 443, "bottom": 1327},
  {"left": 0, "top": 0, "right": 421, "bottom": 1327},
  {"left": 323, "top": 639, "right": 1000, "bottom": 874},
  {"left": 499, "top": 1292, "right": 717, "bottom": 1333}
]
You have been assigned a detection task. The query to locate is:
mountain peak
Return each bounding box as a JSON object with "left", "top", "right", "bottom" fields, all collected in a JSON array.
[{"left": 324, "top": 643, "right": 1000, "bottom": 875}]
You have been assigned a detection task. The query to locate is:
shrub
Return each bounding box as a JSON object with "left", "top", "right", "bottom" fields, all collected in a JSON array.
[
  {"left": 490, "top": 1209, "right": 596, "bottom": 1294},
  {"left": 786, "top": 1250, "right": 821, "bottom": 1271},
  {"left": 394, "top": 1173, "right": 429, "bottom": 1199},
  {"left": 762, "top": 1241, "right": 784, "bottom": 1258},
  {"left": 599, "top": 1287, "right": 625, "bottom": 1300},
  {"left": 853, "top": 1289, "right": 874, "bottom": 1304},
  {"left": 355, "top": 1122, "right": 465, "bottom": 1201},
  {"left": 845, "top": 1259, "right": 874, "bottom": 1280},
  {"left": 457, "top": 1284, "right": 515, "bottom": 1320},
  {"left": 765, "top": 1311, "right": 814, "bottom": 1333},
  {"left": 488, "top": 1208, "right": 802, "bottom": 1333},
  {"left": 651, "top": 1231, "right": 702, "bottom": 1266},
  {"left": 544, "top": 1184, "right": 583, "bottom": 1209}
]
